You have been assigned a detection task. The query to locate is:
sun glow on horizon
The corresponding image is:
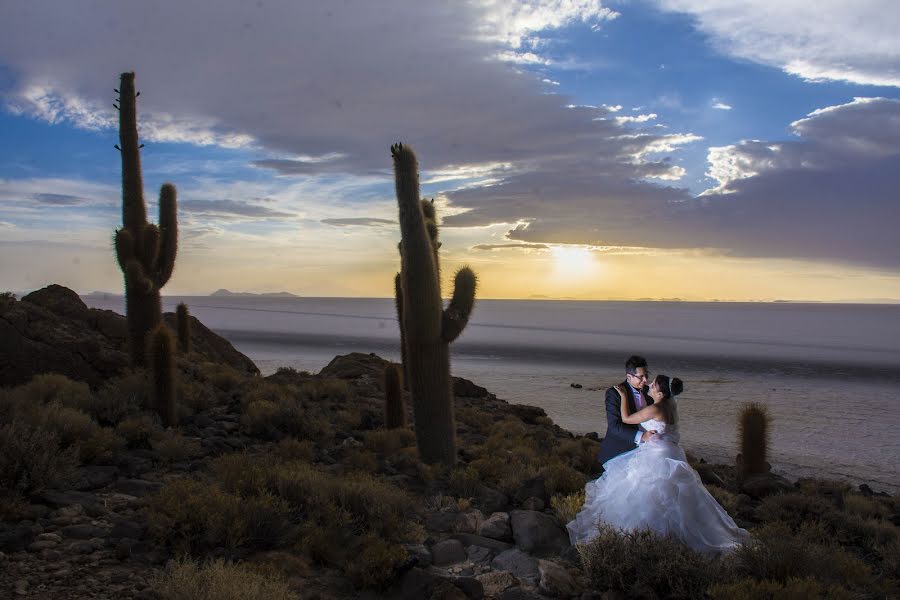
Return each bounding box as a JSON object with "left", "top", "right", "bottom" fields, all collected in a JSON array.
[{"left": 550, "top": 244, "right": 600, "bottom": 279}]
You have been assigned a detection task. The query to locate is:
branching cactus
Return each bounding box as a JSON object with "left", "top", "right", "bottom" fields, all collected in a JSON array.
[
  {"left": 113, "top": 72, "right": 178, "bottom": 366},
  {"left": 176, "top": 302, "right": 191, "bottom": 353},
  {"left": 391, "top": 142, "right": 477, "bottom": 465},
  {"left": 739, "top": 402, "right": 771, "bottom": 477},
  {"left": 149, "top": 324, "right": 177, "bottom": 427},
  {"left": 383, "top": 363, "right": 406, "bottom": 429}
]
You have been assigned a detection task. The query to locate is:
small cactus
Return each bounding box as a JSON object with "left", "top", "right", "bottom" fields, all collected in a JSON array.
[
  {"left": 113, "top": 72, "right": 178, "bottom": 367},
  {"left": 384, "top": 363, "right": 406, "bottom": 428},
  {"left": 175, "top": 302, "right": 191, "bottom": 353},
  {"left": 391, "top": 142, "right": 477, "bottom": 465},
  {"left": 738, "top": 402, "right": 771, "bottom": 477},
  {"left": 148, "top": 324, "right": 177, "bottom": 427}
]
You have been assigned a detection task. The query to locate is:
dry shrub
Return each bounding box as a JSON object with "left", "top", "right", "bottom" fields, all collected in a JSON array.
[
  {"left": 449, "top": 465, "right": 481, "bottom": 498},
  {"left": 578, "top": 525, "right": 722, "bottom": 599},
  {"left": 333, "top": 407, "right": 362, "bottom": 431},
  {"left": 272, "top": 438, "right": 315, "bottom": 462},
  {"left": 364, "top": 428, "right": 416, "bottom": 456},
  {"left": 708, "top": 577, "right": 853, "bottom": 600},
  {"left": 12, "top": 373, "right": 93, "bottom": 407},
  {"left": 842, "top": 494, "right": 891, "bottom": 520},
  {"left": 553, "top": 438, "right": 601, "bottom": 475},
  {"left": 150, "top": 557, "right": 298, "bottom": 600},
  {"left": 456, "top": 406, "right": 492, "bottom": 434},
  {"left": 795, "top": 478, "right": 852, "bottom": 497},
  {"left": 755, "top": 493, "right": 833, "bottom": 527},
  {"left": 299, "top": 523, "right": 352, "bottom": 566},
  {"left": 301, "top": 378, "right": 351, "bottom": 402},
  {"left": 210, "top": 453, "right": 275, "bottom": 496},
  {"left": 823, "top": 511, "right": 900, "bottom": 548},
  {"left": 147, "top": 478, "right": 291, "bottom": 554},
  {"left": 344, "top": 448, "right": 379, "bottom": 472},
  {"left": 706, "top": 484, "right": 740, "bottom": 518},
  {"left": 33, "top": 403, "right": 96, "bottom": 447},
  {"left": 345, "top": 535, "right": 408, "bottom": 590},
  {"left": 241, "top": 388, "right": 332, "bottom": 442},
  {"left": 78, "top": 426, "right": 126, "bottom": 463},
  {"left": 540, "top": 463, "right": 586, "bottom": 496},
  {"left": 178, "top": 377, "right": 218, "bottom": 413},
  {"left": 332, "top": 472, "right": 416, "bottom": 539},
  {"left": 117, "top": 414, "right": 163, "bottom": 449},
  {"left": 551, "top": 491, "right": 585, "bottom": 526},
  {"left": 152, "top": 430, "right": 202, "bottom": 463},
  {"left": 0, "top": 420, "right": 78, "bottom": 494},
  {"left": 731, "top": 522, "right": 872, "bottom": 587},
  {"left": 66, "top": 372, "right": 144, "bottom": 424},
  {"left": 197, "top": 362, "right": 245, "bottom": 395},
  {"left": 0, "top": 494, "right": 33, "bottom": 521}
]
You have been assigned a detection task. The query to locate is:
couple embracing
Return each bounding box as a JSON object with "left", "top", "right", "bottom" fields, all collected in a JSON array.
[{"left": 567, "top": 355, "right": 751, "bottom": 554}]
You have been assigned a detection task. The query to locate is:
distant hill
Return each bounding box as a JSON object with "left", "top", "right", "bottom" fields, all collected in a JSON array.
[{"left": 211, "top": 289, "right": 299, "bottom": 298}]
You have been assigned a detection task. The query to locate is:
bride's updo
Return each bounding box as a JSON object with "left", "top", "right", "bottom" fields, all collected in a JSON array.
[{"left": 655, "top": 375, "right": 683, "bottom": 424}]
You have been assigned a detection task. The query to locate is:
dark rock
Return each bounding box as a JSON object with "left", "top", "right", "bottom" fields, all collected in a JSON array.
[
  {"left": 110, "top": 520, "right": 145, "bottom": 540},
  {"left": 454, "top": 377, "right": 490, "bottom": 398},
  {"left": 491, "top": 548, "right": 540, "bottom": 581},
  {"left": 404, "top": 543, "right": 433, "bottom": 567},
  {"left": 33, "top": 490, "right": 100, "bottom": 510},
  {"left": 467, "top": 545, "right": 492, "bottom": 563},
  {"left": 427, "top": 512, "right": 463, "bottom": 533},
  {"left": 740, "top": 473, "right": 793, "bottom": 499},
  {"left": 521, "top": 497, "right": 544, "bottom": 511},
  {"left": 478, "top": 512, "right": 512, "bottom": 541},
  {"left": 70, "top": 540, "right": 96, "bottom": 554},
  {"left": 507, "top": 404, "right": 547, "bottom": 425},
  {"left": 115, "top": 479, "right": 163, "bottom": 497},
  {"left": 61, "top": 524, "right": 107, "bottom": 539},
  {"left": 583, "top": 432, "right": 600, "bottom": 442},
  {"left": 509, "top": 510, "right": 570, "bottom": 556},
  {"left": 0, "top": 526, "right": 34, "bottom": 552},
  {"left": 499, "top": 587, "right": 543, "bottom": 600},
  {"left": 74, "top": 466, "right": 119, "bottom": 491},
  {"left": 476, "top": 485, "right": 509, "bottom": 514},
  {"left": 695, "top": 463, "right": 726, "bottom": 487},
  {"left": 319, "top": 352, "right": 388, "bottom": 380},
  {"left": 476, "top": 571, "right": 519, "bottom": 597},
  {"left": 538, "top": 559, "right": 579, "bottom": 597},
  {"left": 432, "top": 539, "right": 467, "bottom": 566},
  {"left": 570, "top": 383, "right": 583, "bottom": 389},
  {"left": 513, "top": 476, "right": 547, "bottom": 505},
  {"left": 450, "top": 533, "right": 514, "bottom": 552}
]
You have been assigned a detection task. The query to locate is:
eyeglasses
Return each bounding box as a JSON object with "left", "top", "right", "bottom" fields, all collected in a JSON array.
[{"left": 627, "top": 372, "right": 650, "bottom": 380}]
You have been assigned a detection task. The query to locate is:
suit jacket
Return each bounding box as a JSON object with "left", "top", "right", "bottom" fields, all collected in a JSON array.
[{"left": 597, "top": 380, "right": 652, "bottom": 466}]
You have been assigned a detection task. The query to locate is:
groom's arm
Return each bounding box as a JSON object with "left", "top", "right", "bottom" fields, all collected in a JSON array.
[{"left": 604, "top": 387, "right": 640, "bottom": 446}]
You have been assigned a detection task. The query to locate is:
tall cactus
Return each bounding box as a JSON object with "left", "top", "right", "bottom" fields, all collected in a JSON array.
[
  {"left": 384, "top": 363, "right": 406, "bottom": 429},
  {"left": 391, "top": 143, "right": 477, "bottom": 465},
  {"left": 149, "top": 324, "right": 177, "bottom": 427},
  {"left": 738, "top": 402, "right": 771, "bottom": 477},
  {"left": 176, "top": 302, "right": 191, "bottom": 353},
  {"left": 113, "top": 72, "right": 178, "bottom": 366}
]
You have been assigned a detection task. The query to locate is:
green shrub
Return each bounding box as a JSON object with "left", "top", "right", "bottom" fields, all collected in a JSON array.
[
  {"left": 551, "top": 491, "right": 585, "bottom": 526},
  {"left": 553, "top": 437, "right": 602, "bottom": 474},
  {"left": 78, "top": 426, "right": 126, "bottom": 463},
  {"left": 147, "top": 478, "right": 291, "bottom": 554},
  {"left": 0, "top": 420, "right": 78, "bottom": 494},
  {"left": 116, "top": 414, "right": 163, "bottom": 449},
  {"left": 842, "top": 494, "right": 891, "bottom": 520},
  {"left": 178, "top": 377, "right": 219, "bottom": 413},
  {"left": 82, "top": 371, "right": 147, "bottom": 424},
  {"left": 755, "top": 493, "right": 833, "bottom": 527},
  {"left": 706, "top": 484, "right": 740, "bottom": 518},
  {"left": 14, "top": 373, "right": 93, "bottom": 407},
  {"left": 363, "top": 428, "right": 416, "bottom": 456},
  {"left": 345, "top": 535, "right": 408, "bottom": 589},
  {"left": 449, "top": 465, "right": 481, "bottom": 498},
  {"left": 578, "top": 525, "right": 722, "bottom": 599},
  {"left": 152, "top": 430, "right": 202, "bottom": 463},
  {"left": 150, "top": 557, "right": 298, "bottom": 600},
  {"left": 540, "top": 463, "right": 586, "bottom": 496}
]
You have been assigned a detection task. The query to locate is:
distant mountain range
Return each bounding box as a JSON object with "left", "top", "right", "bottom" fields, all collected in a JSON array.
[{"left": 210, "top": 289, "right": 298, "bottom": 298}]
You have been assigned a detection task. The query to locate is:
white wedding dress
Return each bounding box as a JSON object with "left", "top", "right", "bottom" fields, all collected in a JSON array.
[{"left": 566, "top": 416, "right": 750, "bottom": 554}]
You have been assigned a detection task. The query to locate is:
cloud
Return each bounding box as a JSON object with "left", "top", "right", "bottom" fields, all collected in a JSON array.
[
  {"left": 472, "top": 242, "right": 550, "bottom": 250},
  {"left": 655, "top": 0, "right": 900, "bottom": 87},
  {"left": 31, "top": 193, "right": 86, "bottom": 205},
  {"left": 321, "top": 218, "right": 395, "bottom": 227},
  {"left": 712, "top": 102, "right": 732, "bottom": 110},
  {"left": 180, "top": 198, "right": 295, "bottom": 220},
  {"left": 614, "top": 113, "right": 658, "bottom": 124}
]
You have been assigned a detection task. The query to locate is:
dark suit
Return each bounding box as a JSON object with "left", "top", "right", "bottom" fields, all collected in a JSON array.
[{"left": 597, "top": 380, "right": 652, "bottom": 466}]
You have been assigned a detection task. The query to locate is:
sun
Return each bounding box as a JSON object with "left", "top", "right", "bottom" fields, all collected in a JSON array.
[{"left": 550, "top": 245, "right": 596, "bottom": 278}]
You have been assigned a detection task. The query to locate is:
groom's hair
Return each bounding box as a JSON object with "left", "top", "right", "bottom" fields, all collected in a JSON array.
[{"left": 625, "top": 355, "right": 648, "bottom": 373}]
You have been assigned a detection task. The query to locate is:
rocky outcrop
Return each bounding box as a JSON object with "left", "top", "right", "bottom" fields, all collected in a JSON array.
[{"left": 0, "top": 285, "right": 257, "bottom": 388}]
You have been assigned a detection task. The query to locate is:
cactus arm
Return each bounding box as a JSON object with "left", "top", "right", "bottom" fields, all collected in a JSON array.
[
  {"left": 124, "top": 261, "right": 154, "bottom": 295},
  {"left": 441, "top": 267, "right": 476, "bottom": 343},
  {"left": 118, "top": 72, "right": 146, "bottom": 231},
  {"left": 155, "top": 183, "right": 178, "bottom": 286},
  {"left": 149, "top": 324, "right": 177, "bottom": 427},
  {"left": 141, "top": 224, "right": 160, "bottom": 271},
  {"left": 114, "top": 228, "right": 136, "bottom": 270}
]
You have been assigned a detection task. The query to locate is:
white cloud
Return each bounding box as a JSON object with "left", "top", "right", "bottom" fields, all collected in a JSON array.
[
  {"left": 476, "top": 0, "right": 619, "bottom": 48},
  {"left": 712, "top": 102, "right": 732, "bottom": 110},
  {"left": 655, "top": 0, "right": 900, "bottom": 87},
  {"left": 614, "top": 113, "right": 658, "bottom": 124}
]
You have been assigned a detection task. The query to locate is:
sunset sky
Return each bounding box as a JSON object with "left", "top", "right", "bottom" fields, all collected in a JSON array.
[{"left": 1, "top": 1, "right": 899, "bottom": 302}]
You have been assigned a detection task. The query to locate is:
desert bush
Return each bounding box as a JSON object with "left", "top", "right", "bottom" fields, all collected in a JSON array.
[
  {"left": 344, "top": 448, "right": 380, "bottom": 472},
  {"left": 152, "top": 430, "right": 202, "bottom": 463},
  {"left": 116, "top": 414, "right": 163, "bottom": 449},
  {"left": 150, "top": 557, "right": 298, "bottom": 600},
  {"left": 147, "top": 478, "right": 291, "bottom": 554},
  {"left": 795, "top": 478, "right": 852, "bottom": 497},
  {"left": 14, "top": 373, "right": 93, "bottom": 408},
  {"left": 551, "top": 490, "right": 585, "bottom": 526},
  {"left": 210, "top": 452, "right": 276, "bottom": 496},
  {"left": 449, "top": 465, "right": 482, "bottom": 498},
  {"left": 540, "top": 463, "right": 587, "bottom": 496},
  {"left": 344, "top": 535, "right": 408, "bottom": 589},
  {"left": 241, "top": 390, "right": 332, "bottom": 442},
  {"left": 363, "top": 428, "right": 416, "bottom": 456},
  {"left": 578, "top": 525, "right": 722, "bottom": 599},
  {"left": 823, "top": 511, "right": 899, "bottom": 548},
  {"left": 83, "top": 371, "right": 147, "bottom": 424},
  {"left": 197, "top": 362, "right": 245, "bottom": 394},
  {"left": 708, "top": 577, "right": 852, "bottom": 600},
  {"left": 553, "top": 438, "right": 602, "bottom": 475},
  {"left": 333, "top": 407, "right": 362, "bottom": 431},
  {"left": 178, "top": 377, "right": 218, "bottom": 414},
  {"left": 455, "top": 406, "right": 492, "bottom": 435},
  {"left": 78, "top": 426, "right": 127, "bottom": 463},
  {"left": 300, "top": 378, "right": 351, "bottom": 402},
  {"left": 731, "top": 522, "right": 872, "bottom": 586},
  {"left": 299, "top": 523, "right": 353, "bottom": 566},
  {"left": 25, "top": 403, "right": 97, "bottom": 450},
  {"left": 0, "top": 420, "right": 78, "bottom": 494},
  {"left": 706, "top": 484, "right": 740, "bottom": 518},
  {"left": 272, "top": 438, "right": 315, "bottom": 462},
  {"left": 331, "top": 472, "right": 416, "bottom": 539},
  {"left": 842, "top": 493, "right": 891, "bottom": 520},
  {"left": 755, "top": 493, "right": 833, "bottom": 527}
]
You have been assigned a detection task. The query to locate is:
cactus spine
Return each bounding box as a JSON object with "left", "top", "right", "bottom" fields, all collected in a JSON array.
[
  {"left": 176, "top": 302, "right": 191, "bottom": 353},
  {"left": 384, "top": 363, "right": 406, "bottom": 428},
  {"left": 391, "top": 143, "right": 477, "bottom": 465},
  {"left": 113, "top": 72, "right": 178, "bottom": 367},
  {"left": 738, "top": 402, "right": 771, "bottom": 477},
  {"left": 149, "top": 324, "right": 177, "bottom": 427}
]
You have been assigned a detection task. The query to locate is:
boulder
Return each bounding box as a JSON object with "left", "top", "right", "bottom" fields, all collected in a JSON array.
[
  {"left": 491, "top": 548, "right": 539, "bottom": 581},
  {"left": 476, "top": 571, "right": 519, "bottom": 597},
  {"left": 509, "top": 510, "right": 570, "bottom": 556},
  {"left": 478, "top": 512, "right": 512, "bottom": 541},
  {"left": 432, "top": 539, "right": 467, "bottom": 566},
  {"left": 537, "top": 559, "right": 579, "bottom": 597},
  {"left": 740, "top": 473, "right": 793, "bottom": 499}
]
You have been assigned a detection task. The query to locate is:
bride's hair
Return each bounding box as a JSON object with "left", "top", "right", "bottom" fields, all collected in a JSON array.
[{"left": 655, "top": 374, "right": 683, "bottom": 424}]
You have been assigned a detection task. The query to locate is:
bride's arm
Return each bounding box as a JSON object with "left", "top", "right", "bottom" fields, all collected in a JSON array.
[{"left": 616, "top": 385, "right": 662, "bottom": 425}]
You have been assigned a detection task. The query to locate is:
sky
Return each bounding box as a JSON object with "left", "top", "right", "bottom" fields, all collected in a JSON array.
[{"left": 1, "top": 0, "right": 899, "bottom": 302}]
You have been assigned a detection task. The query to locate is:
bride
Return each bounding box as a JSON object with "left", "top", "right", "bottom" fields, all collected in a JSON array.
[{"left": 567, "top": 374, "right": 751, "bottom": 554}]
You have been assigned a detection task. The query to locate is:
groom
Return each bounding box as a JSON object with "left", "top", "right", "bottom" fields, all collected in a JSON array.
[{"left": 597, "top": 355, "right": 656, "bottom": 465}]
